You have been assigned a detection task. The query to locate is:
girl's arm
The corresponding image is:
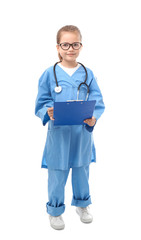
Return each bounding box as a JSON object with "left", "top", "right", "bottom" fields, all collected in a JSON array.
[
  {"left": 89, "top": 71, "right": 105, "bottom": 120},
  {"left": 35, "top": 70, "right": 54, "bottom": 126},
  {"left": 84, "top": 71, "right": 105, "bottom": 132}
]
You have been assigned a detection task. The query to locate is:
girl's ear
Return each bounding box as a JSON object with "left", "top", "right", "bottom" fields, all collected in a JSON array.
[
  {"left": 56, "top": 44, "right": 59, "bottom": 51},
  {"left": 78, "top": 44, "right": 83, "bottom": 53}
]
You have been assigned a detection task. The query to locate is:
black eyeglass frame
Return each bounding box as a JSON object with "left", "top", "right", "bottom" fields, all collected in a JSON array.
[{"left": 58, "top": 42, "right": 82, "bottom": 50}]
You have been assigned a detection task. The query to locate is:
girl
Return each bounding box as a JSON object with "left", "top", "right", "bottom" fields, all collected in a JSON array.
[{"left": 35, "top": 25, "right": 105, "bottom": 230}]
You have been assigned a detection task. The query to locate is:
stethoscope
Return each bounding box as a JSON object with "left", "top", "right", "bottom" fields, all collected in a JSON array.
[{"left": 53, "top": 61, "right": 89, "bottom": 101}]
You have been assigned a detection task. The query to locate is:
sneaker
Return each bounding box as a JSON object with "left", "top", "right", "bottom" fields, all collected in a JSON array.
[
  {"left": 76, "top": 206, "right": 93, "bottom": 223},
  {"left": 49, "top": 215, "right": 65, "bottom": 230}
]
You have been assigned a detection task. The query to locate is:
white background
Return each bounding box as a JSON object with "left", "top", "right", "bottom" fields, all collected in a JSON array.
[{"left": 0, "top": 0, "right": 141, "bottom": 239}]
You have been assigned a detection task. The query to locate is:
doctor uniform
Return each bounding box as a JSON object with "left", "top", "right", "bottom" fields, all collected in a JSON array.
[{"left": 35, "top": 64, "right": 105, "bottom": 216}]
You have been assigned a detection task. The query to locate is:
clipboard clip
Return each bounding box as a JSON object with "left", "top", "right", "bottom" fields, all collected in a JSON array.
[{"left": 67, "top": 100, "right": 83, "bottom": 102}]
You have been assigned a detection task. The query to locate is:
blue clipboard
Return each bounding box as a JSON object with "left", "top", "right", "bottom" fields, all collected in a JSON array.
[{"left": 53, "top": 100, "right": 96, "bottom": 125}]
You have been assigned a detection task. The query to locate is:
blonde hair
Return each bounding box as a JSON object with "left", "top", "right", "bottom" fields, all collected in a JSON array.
[{"left": 56, "top": 25, "right": 82, "bottom": 61}]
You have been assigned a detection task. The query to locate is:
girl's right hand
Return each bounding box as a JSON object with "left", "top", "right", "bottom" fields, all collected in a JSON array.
[{"left": 47, "top": 107, "right": 55, "bottom": 120}]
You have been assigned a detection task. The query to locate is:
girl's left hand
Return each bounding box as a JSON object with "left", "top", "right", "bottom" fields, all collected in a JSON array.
[{"left": 83, "top": 116, "right": 96, "bottom": 127}]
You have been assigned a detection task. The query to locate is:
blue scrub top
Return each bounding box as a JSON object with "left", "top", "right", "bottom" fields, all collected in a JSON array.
[{"left": 35, "top": 64, "right": 105, "bottom": 170}]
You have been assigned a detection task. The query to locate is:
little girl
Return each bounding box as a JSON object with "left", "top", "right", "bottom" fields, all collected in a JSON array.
[{"left": 35, "top": 25, "right": 105, "bottom": 230}]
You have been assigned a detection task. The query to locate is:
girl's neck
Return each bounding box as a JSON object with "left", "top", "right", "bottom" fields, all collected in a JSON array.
[{"left": 60, "top": 60, "right": 78, "bottom": 68}]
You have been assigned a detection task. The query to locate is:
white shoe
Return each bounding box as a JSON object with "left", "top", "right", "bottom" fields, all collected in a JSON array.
[
  {"left": 49, "top": 215, "right": 65, "bottom": 230},
  {"left": 76, "top": 206, "right": 93, "bottom": 223}
]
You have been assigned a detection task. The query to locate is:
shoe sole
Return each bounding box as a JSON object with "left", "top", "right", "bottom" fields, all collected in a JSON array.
[{"left": 50, "top": 224, "right": 65, "bottom": 230}]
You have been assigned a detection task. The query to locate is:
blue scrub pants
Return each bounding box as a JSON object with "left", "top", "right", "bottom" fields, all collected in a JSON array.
[{"left": 46, "top": 165, "right": 92, "bottom": 216}]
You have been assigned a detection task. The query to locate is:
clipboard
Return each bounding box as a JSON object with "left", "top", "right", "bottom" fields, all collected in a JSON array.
[{"left": 53, "top": 100, "right": 96, "bottom": 125}]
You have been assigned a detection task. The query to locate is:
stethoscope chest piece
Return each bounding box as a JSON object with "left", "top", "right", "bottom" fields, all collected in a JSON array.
[{"left": 55, "top": 86, "right": 62, "bottom": 93}]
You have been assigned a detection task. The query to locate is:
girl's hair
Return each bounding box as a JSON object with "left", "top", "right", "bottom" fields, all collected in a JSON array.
[{"left": 56, "top": 25, "right": 82, "bottom": 61}]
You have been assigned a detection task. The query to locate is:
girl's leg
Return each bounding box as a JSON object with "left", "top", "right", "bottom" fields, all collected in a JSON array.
[
  {"left": 71, "top": 165, "right": 92, "bottom": 207},
  {"left": 46, "top": 169, "right": 69, "bottom": 216}
]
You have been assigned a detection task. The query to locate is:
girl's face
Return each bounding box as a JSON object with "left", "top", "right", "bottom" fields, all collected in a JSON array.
[{"left": 56, "top": 31, "right": 82, "bottom": 66}]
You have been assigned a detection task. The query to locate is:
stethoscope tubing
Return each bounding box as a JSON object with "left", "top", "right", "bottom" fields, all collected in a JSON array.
[{"left": 53, "top": 61, "right": 89, "bottom": 100}]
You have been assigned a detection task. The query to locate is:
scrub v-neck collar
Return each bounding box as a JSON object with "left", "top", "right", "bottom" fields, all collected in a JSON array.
[{"left": 56, "top": 63, "right": 82, "bottom": 79}]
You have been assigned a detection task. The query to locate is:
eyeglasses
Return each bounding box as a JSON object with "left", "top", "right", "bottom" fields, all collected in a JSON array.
[{"left": 58, "top": 42, "right": 82, "bottom": 50}]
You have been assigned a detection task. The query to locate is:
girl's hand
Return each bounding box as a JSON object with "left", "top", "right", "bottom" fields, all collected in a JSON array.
[
  {"left": 83, "top": 116, "right": 96, "bottom": 127},
  {"left": 47, "top": 107, "right": 55, "bottom": 120}
]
